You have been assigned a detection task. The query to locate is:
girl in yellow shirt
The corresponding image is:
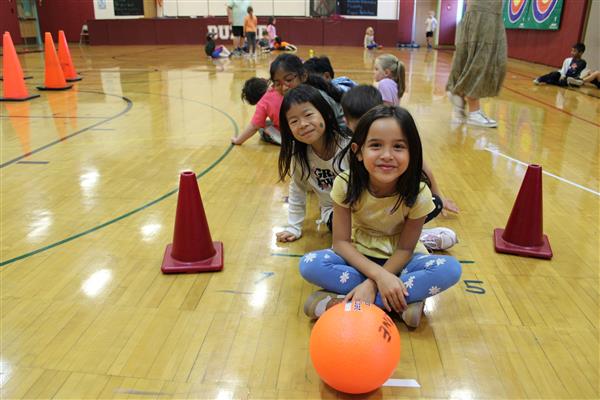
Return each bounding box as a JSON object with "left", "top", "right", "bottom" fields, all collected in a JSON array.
[{"left": 300, "top": 105, "right": 462, "bottom": 327}]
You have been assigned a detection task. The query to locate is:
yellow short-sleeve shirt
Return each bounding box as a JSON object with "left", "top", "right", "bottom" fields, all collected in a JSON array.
[{"left": 331, "top": 172, "right": 435, "bottom": 258}]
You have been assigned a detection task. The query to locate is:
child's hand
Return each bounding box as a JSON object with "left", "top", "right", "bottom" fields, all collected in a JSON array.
[
  {"left": 276, "top": 230, "right": 299, "bottom": 242},
  {"left": 231, "top": 136, "right": 243, "bottom": 145},
  {"left": 344, "top": 279, "right": 377, "bottom": 305},
  {"left": 375, "top": 270, "right": 408, "bottom": 313},
  {"left": 441, "top": 197, "right": 460, "bottom": 216}
]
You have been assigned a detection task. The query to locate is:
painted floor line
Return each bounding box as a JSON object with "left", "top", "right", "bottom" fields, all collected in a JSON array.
[{"left": 484, "top": 147, "right": 600, "bottom": 196}]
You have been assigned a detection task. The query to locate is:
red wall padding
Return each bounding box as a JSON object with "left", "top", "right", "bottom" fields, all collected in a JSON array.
[
  {"left": 397, "top": 0, "right": 414, "bottom": 43},
  {"left": 1, "top": 0, "right": 23, "bottom": 44},
  {"left": 37, "top": 0, "right": 95, "bottom": 42},
  {"left": 506, "top": 0, "right": 588, "bottom": 67},
  {"left": 89, "top": 17, "right": 401, "bottom": 47},
  {"left": 439, "top": 0, "right": 459, "bottom": 46}
]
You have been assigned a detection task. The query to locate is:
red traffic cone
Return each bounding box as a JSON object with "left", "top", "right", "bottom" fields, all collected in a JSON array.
[
  {"left": 161, "top": 171, "right": 224, "bottom": 273},
  {"left": 0, "top": 32, "right": 40, "bottom": 101},
  {"left": 494, "top": 164, "right": 553, "bottom": 259},
  {"left": 37, "top": 32, "right": 72, "bottom": 91},
  {"left": 57, "top": 30, "right": 82, "bottom": 82}
]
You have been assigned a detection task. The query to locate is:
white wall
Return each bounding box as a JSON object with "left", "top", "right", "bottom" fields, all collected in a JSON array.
[
  {"left": 583, "top": 0, "right": 599, "bottom": 69},
  {"left": 99, "top": 0, "right": 400, "bottom": 19}
]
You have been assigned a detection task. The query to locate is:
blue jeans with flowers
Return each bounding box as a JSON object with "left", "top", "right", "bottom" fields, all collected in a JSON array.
[{"left": 299, "top": 249, "right": 461, "bottom": 309}]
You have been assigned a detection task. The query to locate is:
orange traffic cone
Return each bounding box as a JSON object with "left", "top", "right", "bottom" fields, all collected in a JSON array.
[
  {"left": 0, "top": 32, "right": 40, "bottom": 101},
  {"left": 1, "top": 75, "right": 33, "bottom": 81},
  {"left": 493, "top": 164, "right": 553, "bottom": 259},
  {"left": 57, "top": 30, "right": 81, "bottom": 82},
  {"left": 37, "top": 32, "right": 72, "bottom": 91},
  {"left": 161, "top": 171, "right": 224, "bottom": 273}
]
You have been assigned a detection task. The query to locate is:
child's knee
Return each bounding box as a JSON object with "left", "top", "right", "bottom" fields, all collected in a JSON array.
[
  {"left": 445, "top": 257, "right": 462, "bottom": 286},
  {"left": 299, "top": 250, "right": 325, "bottom": 282}
]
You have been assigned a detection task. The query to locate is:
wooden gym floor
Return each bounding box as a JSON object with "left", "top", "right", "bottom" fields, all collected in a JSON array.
[{"left": 1, "top": 45, "right": 598, "bottom": 399}]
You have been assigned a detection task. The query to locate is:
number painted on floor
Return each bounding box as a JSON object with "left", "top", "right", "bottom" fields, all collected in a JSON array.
[{"left": 464, "top": 280, "right": 485, "bottom": 294}]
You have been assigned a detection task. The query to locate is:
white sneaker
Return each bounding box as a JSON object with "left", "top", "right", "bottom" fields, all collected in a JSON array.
[
  {"left": 467, "top": 110, "right": 497, "bottom": 128},
  {"left": 533, "top": 78, "right": 544, "bottom": 85},
  {"left": 420, "top": 227, "right": 458, "bottom": 251}
]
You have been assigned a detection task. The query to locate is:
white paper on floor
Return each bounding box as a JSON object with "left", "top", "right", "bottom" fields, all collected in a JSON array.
[{"left": 383, "top": 379, "right": 421, "bottom": 388}]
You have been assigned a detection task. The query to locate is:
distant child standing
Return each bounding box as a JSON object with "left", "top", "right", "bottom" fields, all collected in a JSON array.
[
  {"left": 299, "top": 105, "right": 462, "bottom": 327},
  {"left": 373, "top": 54, "right": 405, "bottom": 106},
  {"left": 244, "top": 6, "right": 258, "bottom": 56},
  {"left": 276, "top": 85, "right": 351, "bottom": 242},
  {"left": 425, "top": 11, "right": 438, "bottom": 49},
  {"left": 364, "top": 27, "right": 382, "bottom": 50},
  {"left": 267, "top": 17, "right": 277, "bottom": 48}
]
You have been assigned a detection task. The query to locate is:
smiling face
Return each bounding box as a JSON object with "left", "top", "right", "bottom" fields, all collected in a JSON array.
[
  {"left": 353, "top": 117, "right": 409, "bottom": 195},
  {"left": 285, "top": 101, "right": 326, "bottom": 147},
  {"left": 271, "top": 67, "right": 304, "bottom": 95}
]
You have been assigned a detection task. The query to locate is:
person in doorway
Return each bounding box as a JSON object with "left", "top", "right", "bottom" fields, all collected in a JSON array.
[{"left": 425, "top": 11, "right": 438, "bottom": 49}]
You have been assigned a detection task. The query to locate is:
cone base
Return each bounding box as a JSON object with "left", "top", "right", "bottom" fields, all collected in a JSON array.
[
  {"left": 37, "top": 84, "right": 73, "bottom": 91},
  {"left": 493, "top": 228, "right": 553, "bottom": 259},
  {"left": 0, "top": 93, "right": 41, "bottom": 102},
  {"left": 66, "top": 76, "right": 82, "bottom": 82},
  {"left": 161, "top": 242, "right": 224, "bottom": 274},
  {"left": 0, "top": 75, "right": 33, "bottom": 80}
]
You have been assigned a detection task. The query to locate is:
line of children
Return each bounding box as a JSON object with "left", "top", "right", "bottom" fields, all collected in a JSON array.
[{"left": 230, "top": 53, "right": 461, "bottom": 328}]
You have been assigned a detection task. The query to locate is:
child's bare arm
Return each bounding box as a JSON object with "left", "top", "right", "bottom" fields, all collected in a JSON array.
[{"left": 231, "top": 122, "right": 260, "bottom": 145}]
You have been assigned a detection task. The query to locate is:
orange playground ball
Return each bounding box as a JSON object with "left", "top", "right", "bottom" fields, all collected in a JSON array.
[{"left": 309, "top": 301, "right": 401, "bottom": 394}]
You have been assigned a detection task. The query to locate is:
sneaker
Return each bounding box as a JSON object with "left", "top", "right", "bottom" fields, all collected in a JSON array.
[
  {"left": 402, "top": 300, "right": 425, "bottom": 328},
  {"left": 420, "top": 227, "right": 458, "bottom": 251},
  {"left": 533, "top": 78, "right": 544, "bottom": 85},
  {"left": 566, "top": 77, "right": 583, "bottom": 87},
  {"left": 467, "top": 110, "right": 497, "bottom": 128},
  {"left": 303, "top": 290, "right": 344, "bottom": 319},
  {"left": 258, "top": 128, "right": 280, "bottom": 145}
]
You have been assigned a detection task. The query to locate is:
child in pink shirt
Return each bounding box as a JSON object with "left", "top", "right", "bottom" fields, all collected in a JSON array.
[
  {"left": 232, "top": 77, "right": 283, "bottom": 145},
  {"left": 267, "top": 17, "right": 277, "bottom": 48}
]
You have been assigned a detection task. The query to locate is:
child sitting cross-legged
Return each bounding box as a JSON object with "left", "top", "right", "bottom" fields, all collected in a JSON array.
[{"left": 300, "top": 105, "right": 462, "bottom": 328}]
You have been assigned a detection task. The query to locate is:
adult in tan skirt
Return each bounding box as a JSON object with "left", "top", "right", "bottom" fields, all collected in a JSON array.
[{"left": 446, "top": 0, "right": 507, "bottom": 128}]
